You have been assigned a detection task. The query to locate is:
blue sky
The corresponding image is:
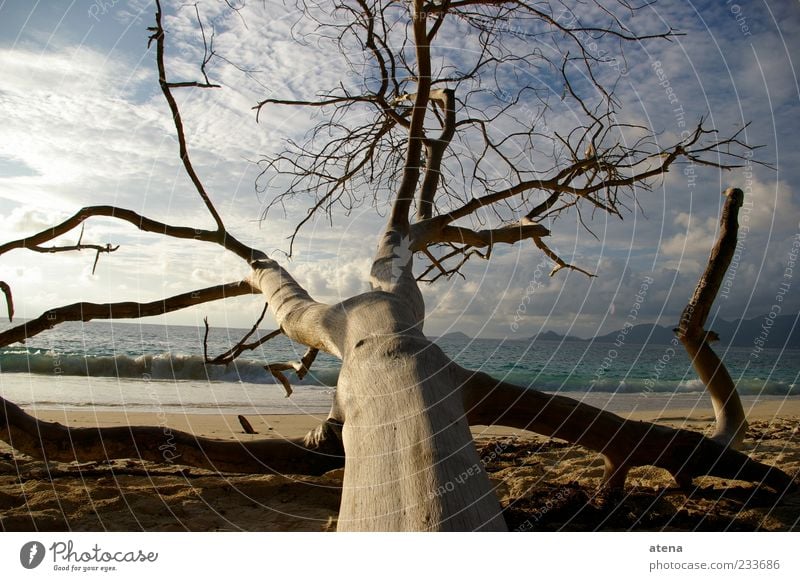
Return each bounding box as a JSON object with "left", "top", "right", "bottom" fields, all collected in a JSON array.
[{"left": 0, "top": 0, "right": 798, "bottom": 339}]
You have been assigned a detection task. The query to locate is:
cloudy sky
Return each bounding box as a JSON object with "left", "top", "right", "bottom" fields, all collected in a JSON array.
[{"left": 0, "top": 0, "right": 798, "bottom": 339}]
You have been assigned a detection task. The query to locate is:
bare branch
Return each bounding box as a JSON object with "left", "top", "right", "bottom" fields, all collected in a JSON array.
[
  {"left": 411, "top": 219, "right": 548, "bottom": 281},
  {"left": 388, "top": 0, "right": 433, "bottom": 231},
  {"left": 238, "top": 415, "right": 258, "bottom": 434},
  {"left": 0, "top": 281, "right": 257, "bottom": 348},
  {"left": 203, "top": 303, "right": 283, "bottom": 365},
  {"left": 417, "top": 245, "right": 489, "bottom": 284},
  {"left": 677, "top": 187, "right": 744, "bottom": 341},
  {"left": 459, "top": 368, "right": 793, "bottom": 491},
  {"left": 0, "top": 205, "right": 262, "bottom": 263},
  {"left": 438, "top": 119, "right": 755, "bottom": 230},
  {"left": 422, "top": 221, "right": 549, "bottom": 249},
  {"left": 254, "top": 95, "right": 375, "bottom": 121},
  {"left": 417, "top": 88, "right": 456, "bottom": 221},
  {"left": 532, "top": 237, "right": 597, "bottom": 278},
  {"left": 27, "top": 241, "right": 120, "bottom": 275},
  {"left": 165, "top": 81, "right": 221, "bottom": 88},
  {"left": 265, "top": 348, "right": 319, "bottom": 397},
  {"left": 149, "top": 0, "right": 226, "bottom": 231}
]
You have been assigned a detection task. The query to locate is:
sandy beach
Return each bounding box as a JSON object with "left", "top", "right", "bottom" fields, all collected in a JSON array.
[{"left": 1, "top": 398, "right": 798, "bottom": 531}]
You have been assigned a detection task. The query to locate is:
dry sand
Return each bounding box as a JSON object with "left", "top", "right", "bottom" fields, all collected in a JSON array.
[{"left": 1, "top": 401, "right": 798, "bottom": 531}]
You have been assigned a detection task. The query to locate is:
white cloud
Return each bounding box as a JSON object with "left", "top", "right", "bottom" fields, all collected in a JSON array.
[{"left": 0, "top": 206, "right": 58, "bottom": 233}]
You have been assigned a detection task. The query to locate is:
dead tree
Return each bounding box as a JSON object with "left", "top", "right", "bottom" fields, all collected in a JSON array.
[
  {"left": 0, "top": 1, "right": 793, "bottom": 531},
  {"left": 676, "top": 187, "right": 749, "bottom": 448}
]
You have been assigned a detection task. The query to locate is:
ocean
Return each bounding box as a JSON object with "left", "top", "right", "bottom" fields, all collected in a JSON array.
[{"left": 0, "top": 320, "right": 797, "bottom": 416}]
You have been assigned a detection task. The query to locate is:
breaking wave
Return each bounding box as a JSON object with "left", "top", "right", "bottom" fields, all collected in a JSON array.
[
  {"left": 0, "top": 349, "right": 340, "bottom": 387},
  {"left": 1, "top": 349, "right": 796, "bottom": 395},
  {"left": 482, "top": 370, "right": 797, "bottom": 396}
]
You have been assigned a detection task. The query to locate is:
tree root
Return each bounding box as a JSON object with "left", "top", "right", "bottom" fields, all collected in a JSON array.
[{"left": 459, "top": 370, "right": 795, "bottom": 493}]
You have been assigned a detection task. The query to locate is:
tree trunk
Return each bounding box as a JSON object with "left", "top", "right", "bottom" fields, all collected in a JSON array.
[
  {"left": 677, "top": 188, "right": 748, "bottom": 447},
  {"left": 335, "top": 327, "right": 505, "bottom": 531}
]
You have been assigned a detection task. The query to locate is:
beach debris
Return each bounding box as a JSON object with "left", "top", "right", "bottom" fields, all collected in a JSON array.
[
  {"left": 238, "top": 415, "right": 257, "bottom": 435},
  {"left": 264, "top": 347, "right": 319, "bottom": 398}
]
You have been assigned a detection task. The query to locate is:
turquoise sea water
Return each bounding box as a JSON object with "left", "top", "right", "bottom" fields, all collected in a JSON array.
[{"left": 0, "top": 320, "right": 797, "bottom": 414}]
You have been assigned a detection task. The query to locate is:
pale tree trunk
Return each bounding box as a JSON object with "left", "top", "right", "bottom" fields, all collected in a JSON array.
[
  {"left": 336, "top": 330, "right": 505, "bottom": 530},
  {"left": 677, "top": 187, "right": 748, "bottom": 448},
  {"left": 248, "top": 228, "right": 507, "bottom": 530}
]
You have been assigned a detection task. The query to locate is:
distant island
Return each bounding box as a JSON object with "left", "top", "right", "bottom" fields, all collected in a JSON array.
[
  {"left": 436, "top": 314, "right": 800, "bottom": 348},
  {"left": 436, "top": 331, "right": 471, "bottom": 341}
]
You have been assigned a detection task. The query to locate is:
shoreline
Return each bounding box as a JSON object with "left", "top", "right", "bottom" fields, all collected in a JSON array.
[{"left": 21, "top": 394, "right": 800, "bottom": 440}]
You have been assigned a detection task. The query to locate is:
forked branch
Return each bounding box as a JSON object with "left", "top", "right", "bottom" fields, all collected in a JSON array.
[
  {"left": 532, "top": 237, "right": 597, "bottom": 278},
  {"left": 265, "top": 347, "right": 320, "bottom": 397},
  {"left": 416, "top": 88, "right": 456, "bottom": 221},
  {"left": 203, "top": 303, "right": 282, "bottom": 365},
  {"left": 388, "top": 0, "right": 434, "bottom": 231},
  {"left": 149, "top": 0, "right": 226, "bottom": 232},
  {"left": 0, "top": 204, "right": 262, "bottom": 263}
]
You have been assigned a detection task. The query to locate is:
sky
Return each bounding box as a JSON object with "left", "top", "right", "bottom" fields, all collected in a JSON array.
[{"left": 0, "top": 0, "right": 798, "bottom": 340}]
